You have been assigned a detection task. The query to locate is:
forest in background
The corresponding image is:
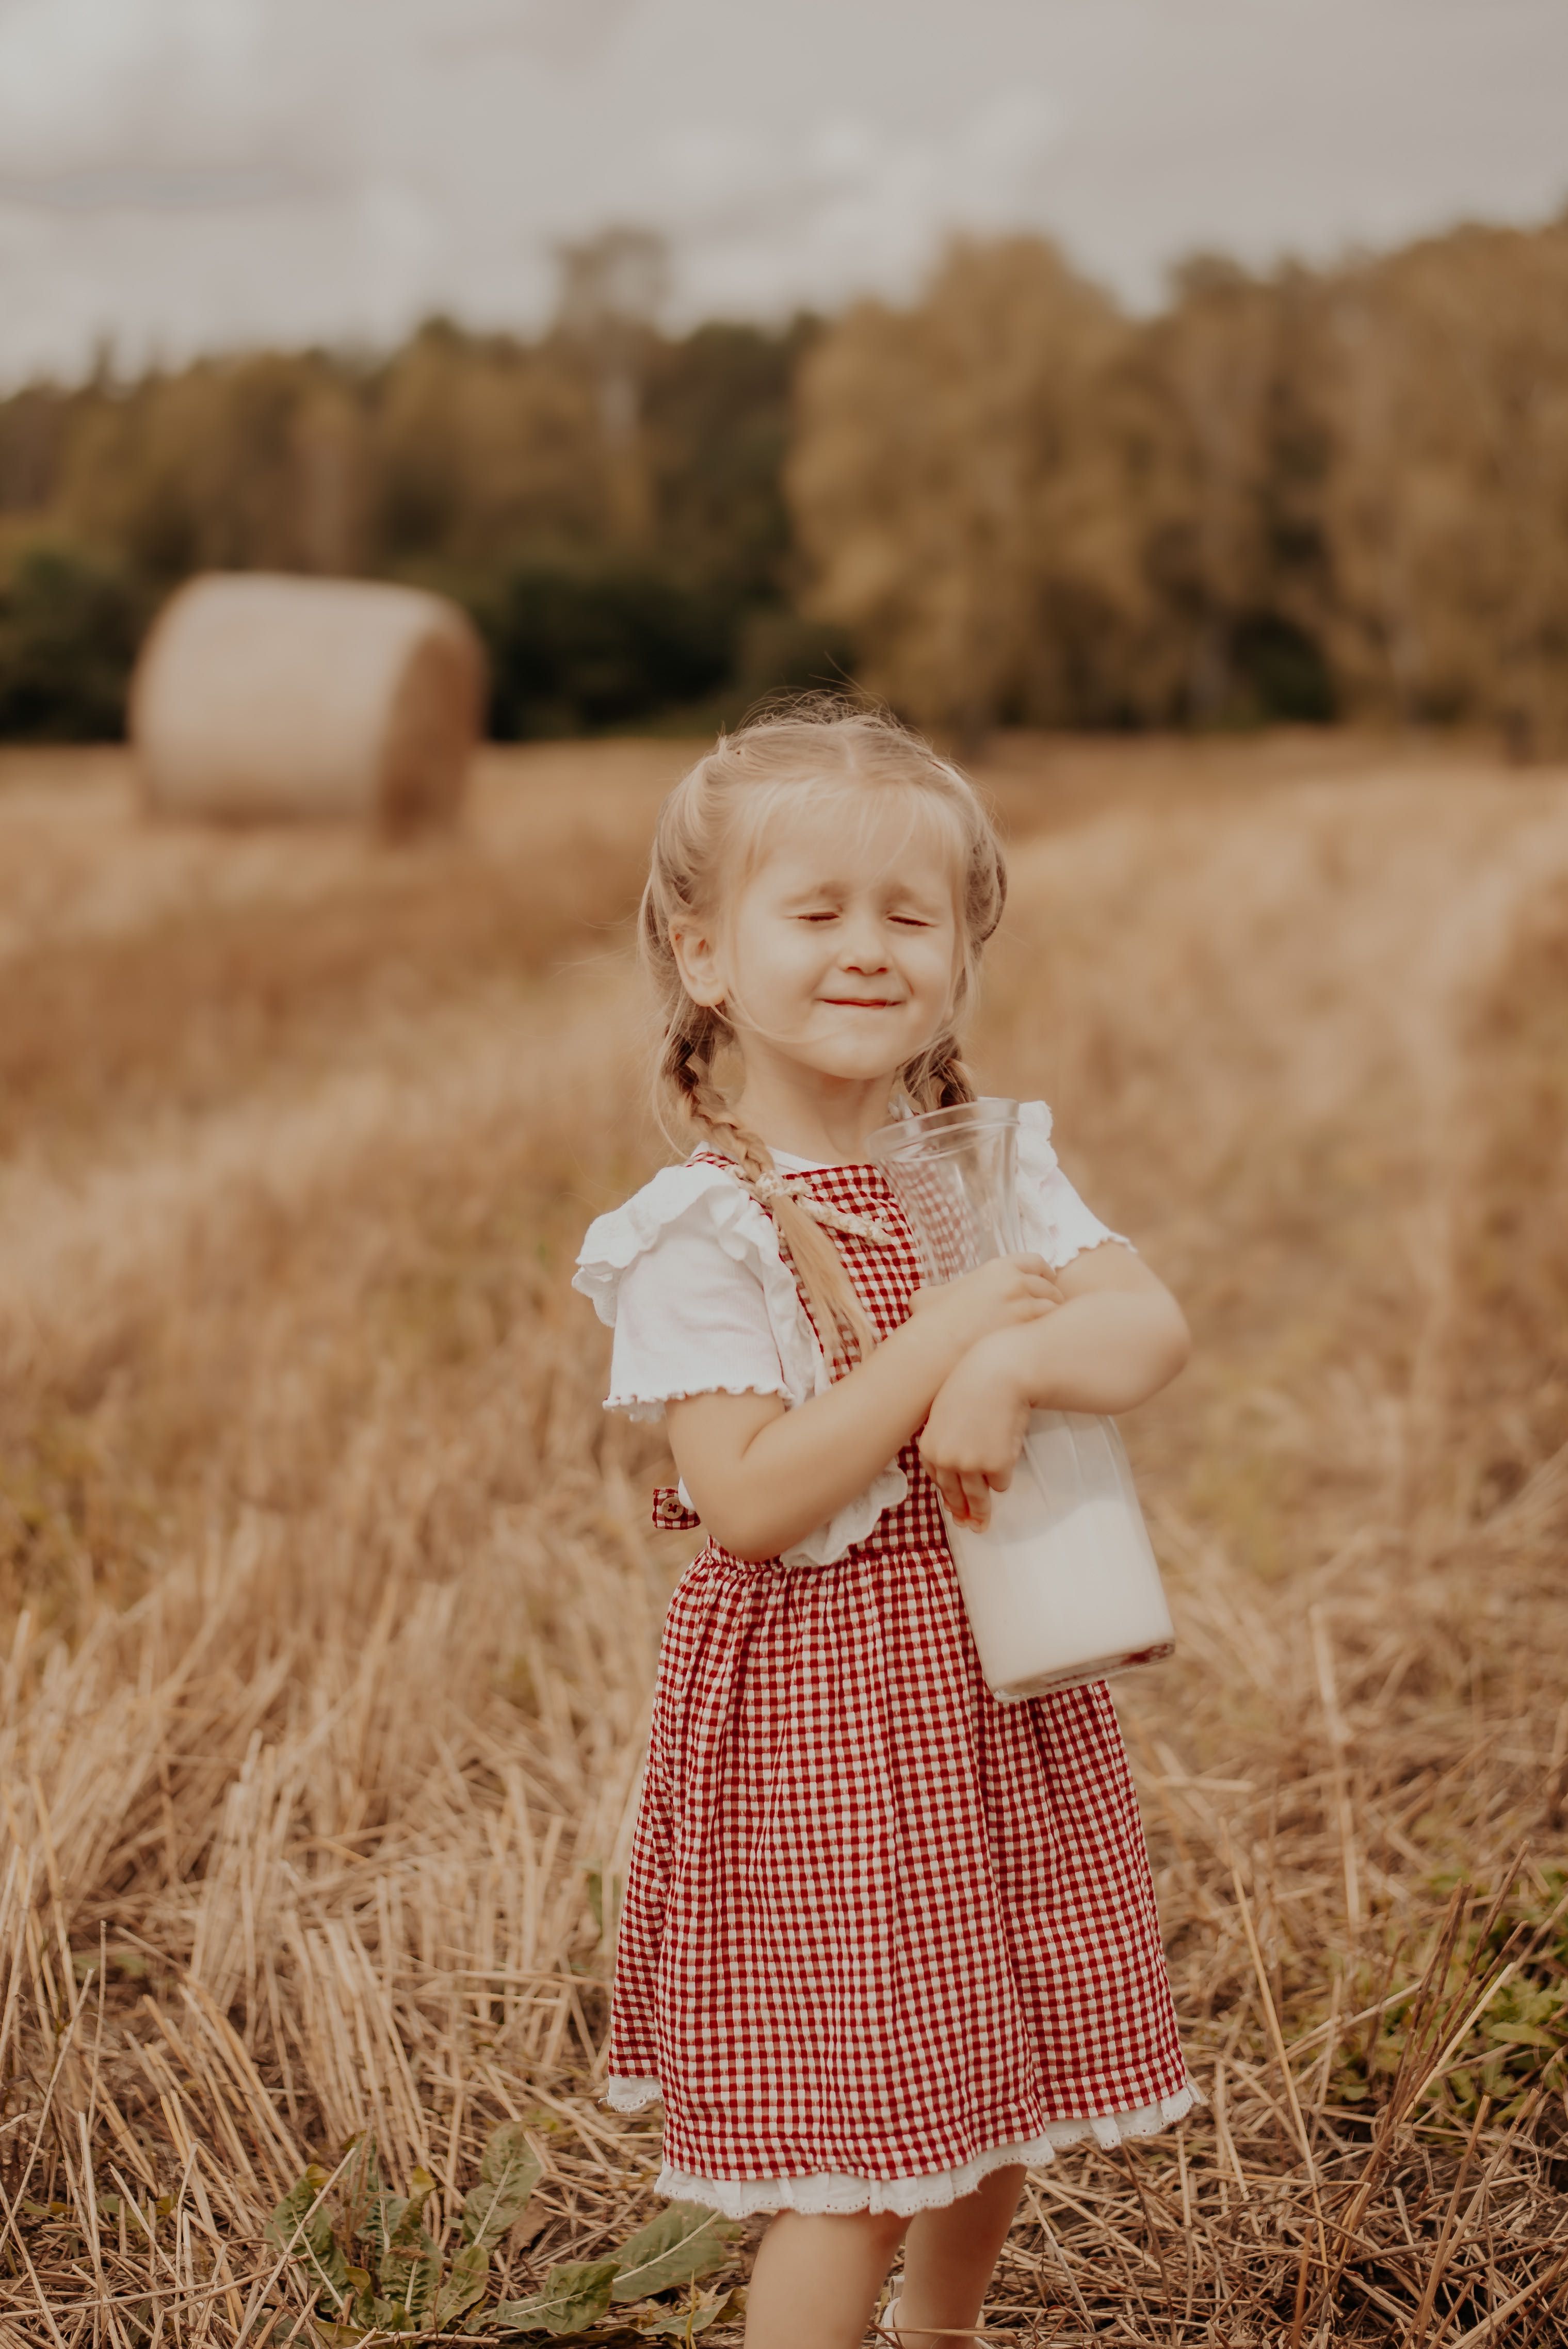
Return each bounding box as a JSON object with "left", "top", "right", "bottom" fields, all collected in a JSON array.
[{"left": 2, "top": 208, "right": 1566, "bottom": 749}]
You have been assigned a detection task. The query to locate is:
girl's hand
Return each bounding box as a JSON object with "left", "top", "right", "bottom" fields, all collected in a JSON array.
[
  {"left": 664, "top": 1260, "right": 1063, "bottom": 1565},
  {"left": 919, "top": 1328, "right": 1036, "bottom": 1529},
  {"left": 908, "top": 1253, "right": 1062, "bottom": 1365}
]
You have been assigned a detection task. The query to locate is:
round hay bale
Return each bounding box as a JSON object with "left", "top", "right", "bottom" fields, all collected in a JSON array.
[{"left": 131, "top": 573, "right": 486, "bottom": 830}]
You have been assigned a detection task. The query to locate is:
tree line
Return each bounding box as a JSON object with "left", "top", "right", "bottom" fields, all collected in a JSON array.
[
  {"left": 0, "top": 240, "right": 836, "bottom": 743},
  {"left": 793, "top": 219, "right": 1568, "bottom": 753},
  {"left": 2, "top": 211, "right": 1565, "bottom": 749}
]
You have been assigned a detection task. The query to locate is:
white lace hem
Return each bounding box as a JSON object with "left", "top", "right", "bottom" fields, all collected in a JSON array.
[
  {"left": 606, "top": 1381, "right": 790, "bottom": 1424},
  {"left": 606, "top": 2077, "right": 662, "bottom": 2112},
  {"left": 603, "top": 2080, "right": 1204, "bottom": 2214}
]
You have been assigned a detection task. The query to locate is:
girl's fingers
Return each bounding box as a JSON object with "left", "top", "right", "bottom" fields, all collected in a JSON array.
[
  {"left": 926, "top": 1444, "right": 1022, "bottom": 1525},
  {"left": 933, "top": 1466, "right": 996, "bottom": 1527},
  {"left": 960, "top": 1471, "right": 993, "bottom": 1527},
  {"left": 931, "top": 1465, "right": 965, "bottom": 1517}
]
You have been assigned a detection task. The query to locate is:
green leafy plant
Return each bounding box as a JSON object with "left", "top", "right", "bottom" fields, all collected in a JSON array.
[
  {"left": 1447, "top": 1974, "right": 1567, "bottom": 2118},
  {"left": 266, "top": 2166, "right": 357, "bottom": 2319},
  {"left": 265, "top": 2130, "right": 742, "bottom": 2341},
  {"left": 636, "top": 2288, "right": 746, "bottom": 2340},
  {"left": 440, "top": 2125, "right": 544, "bottom": 2327},
  {"left": 606, "top": 2204, "right": 742, "bottom": 2305},
  {"left": 492, "top": 2254, "right": 620, "bottom": 2337},
  {"left": 1330, "top": 1874, "right": 1568, "bottom": 2123}
]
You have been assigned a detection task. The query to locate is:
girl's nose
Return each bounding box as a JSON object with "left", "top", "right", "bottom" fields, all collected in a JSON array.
[
  {"left": 839, "top": 920, "right": 890, "bottom": 971},
  {"left": 833, "top": 889, "right": 896, "bottom": 964}
]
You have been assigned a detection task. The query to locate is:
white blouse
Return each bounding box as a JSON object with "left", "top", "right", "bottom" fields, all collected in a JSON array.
[{"left": 572, "top": 1101, "right": 1127, "bottom": 1568}]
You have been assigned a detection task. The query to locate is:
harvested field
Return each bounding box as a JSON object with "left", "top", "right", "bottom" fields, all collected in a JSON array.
[{"left": 0, "top": 730, "right": 1564, "bottom": 2345}]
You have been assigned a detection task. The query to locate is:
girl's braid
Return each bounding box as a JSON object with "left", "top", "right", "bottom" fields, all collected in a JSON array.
[
  {"left": 660, "top": 1005, "right": 880, "bottom": 1368},
  {"left": 906, "top": 1032, "right": 979, "bottom": 1114}
]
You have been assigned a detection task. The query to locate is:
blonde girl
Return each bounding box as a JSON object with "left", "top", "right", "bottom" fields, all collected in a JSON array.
[{"left": 575, "top": 704, "right": 1196, "bottom": 2348}]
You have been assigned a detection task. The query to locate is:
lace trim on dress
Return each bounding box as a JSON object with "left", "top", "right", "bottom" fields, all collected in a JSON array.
[
  {"left": 603, "top": 2080, "right": 1204, "bottom": 2214},
  {"left": 606, "top": 1380, "right": 790, "bottom": 1424},
  {"left": 784, "top": 1463, "right": 909, "bottom": 1566},
  {"left": 606, "top": 2077, "right": 662, "bottom": 2113}
]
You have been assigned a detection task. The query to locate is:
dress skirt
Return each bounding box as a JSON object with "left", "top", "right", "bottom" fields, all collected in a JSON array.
[{"left": 604, "top": 1163, "right": 1194, "bottom": 2215}]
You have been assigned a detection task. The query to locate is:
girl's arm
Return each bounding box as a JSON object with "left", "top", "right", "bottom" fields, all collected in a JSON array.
[
  {"left": 664, "top": 1255, "right": 1062, "bottom": 1562},
  {"left": 918, "top": 1243, "right": 1190, "bottom": 1527}
]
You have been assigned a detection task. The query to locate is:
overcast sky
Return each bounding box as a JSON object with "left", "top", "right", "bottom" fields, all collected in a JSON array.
[{"left": 2, "top": 0, "right": 1565, "bottom": 383}]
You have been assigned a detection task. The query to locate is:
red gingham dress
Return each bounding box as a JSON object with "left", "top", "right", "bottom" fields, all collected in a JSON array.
[{"left": 606, "top": 1159, "right": 1192, "bottom": 2212}]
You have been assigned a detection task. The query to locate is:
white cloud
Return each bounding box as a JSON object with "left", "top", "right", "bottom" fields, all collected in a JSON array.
[
  {"left": 653, "top": 88, "right": 1065, "bottom": 317},
  {"left": 0, "top": 0, "right": 268, "bottom": 167},
  {"left": 434, "top": 0, "right": 640, "bottom": 70},
  {"left": 0, "top": 0, "right": 1564, "bottom": 380},
  {"left": 351, "top": 179, "right": 444, "bottom": 342}
]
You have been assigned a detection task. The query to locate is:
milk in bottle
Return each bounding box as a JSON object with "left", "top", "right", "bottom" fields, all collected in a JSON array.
[{"left": 869, "top": 1099, "right": 1175, "bottom": 1702}]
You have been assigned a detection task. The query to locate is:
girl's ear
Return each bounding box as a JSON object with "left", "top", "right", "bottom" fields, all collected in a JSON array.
[{"left": 669, "top": 919, "right": 728, "bottom": 1009}]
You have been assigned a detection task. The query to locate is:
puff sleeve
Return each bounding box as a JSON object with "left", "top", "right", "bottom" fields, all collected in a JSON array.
[
  {"left": 1014, "top": 1101, "right": 1131, "bottom": 1267},
  {"left": 573, "top": 1161, "right": 908, "bottom": 1567}
]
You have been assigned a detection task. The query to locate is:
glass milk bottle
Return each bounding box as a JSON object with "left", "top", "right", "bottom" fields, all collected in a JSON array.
[{"left": 869, "top": 1099, "right": 1175, "bottom": 1702}]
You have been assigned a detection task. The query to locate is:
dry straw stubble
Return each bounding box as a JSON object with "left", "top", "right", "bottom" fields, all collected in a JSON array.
[{"left": 0, "top": 733, "right": 1564, "bottom": 2343}]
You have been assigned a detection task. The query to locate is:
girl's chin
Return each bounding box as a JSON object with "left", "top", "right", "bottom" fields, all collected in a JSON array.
[
  {"left": 764, "top": 1024, "right": 937, "bottom": 1084},
  {"left": 789, "top": 1051, "right": 912, "bottom": 1084}
]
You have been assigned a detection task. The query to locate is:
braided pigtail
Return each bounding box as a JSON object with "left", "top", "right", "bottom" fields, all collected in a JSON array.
[
  {"left": 900, "top": 1033, "right": 980, "bottom": 1115},
  {"left": 655, "top": 986, "right": 880, "bottom": 1369}
]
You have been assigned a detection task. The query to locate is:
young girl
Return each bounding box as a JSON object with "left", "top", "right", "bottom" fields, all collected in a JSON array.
[{"left": 575, "top": 705, "right": 1195, "bottom": 2349}]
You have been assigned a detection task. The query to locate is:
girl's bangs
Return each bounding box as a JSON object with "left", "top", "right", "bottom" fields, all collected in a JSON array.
[{"left": 726, "top": 768, "right": 971, "bottom": 896}]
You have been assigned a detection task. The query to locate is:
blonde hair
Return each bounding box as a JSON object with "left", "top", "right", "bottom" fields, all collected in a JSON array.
[{"left": 640, "top": 698, "right": 1007, "bottom": 1364}]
